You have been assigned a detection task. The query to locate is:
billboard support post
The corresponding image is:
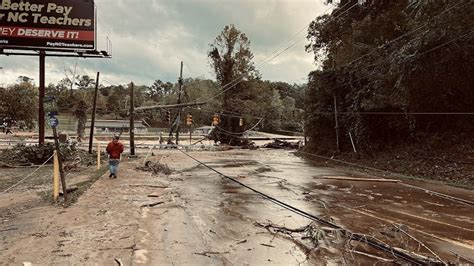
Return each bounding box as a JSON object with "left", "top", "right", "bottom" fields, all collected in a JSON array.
[{"left": 39, "top": 50, "right": 45, "bottom": 145}]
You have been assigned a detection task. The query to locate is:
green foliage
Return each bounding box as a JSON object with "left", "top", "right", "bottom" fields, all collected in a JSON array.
[
  {"left": 305, "top": 0, "right": 474, "bottom": 152},
  {"left": 0, "top": 78, "right": 38, "bottom": 128},
  {"left": 208, "top": 24, "right": 262, "bottom": 143}
]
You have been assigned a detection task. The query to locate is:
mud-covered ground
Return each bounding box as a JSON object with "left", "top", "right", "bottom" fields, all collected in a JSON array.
[{"left": 1, "top": 149, "right": 473, "bottom": 265}]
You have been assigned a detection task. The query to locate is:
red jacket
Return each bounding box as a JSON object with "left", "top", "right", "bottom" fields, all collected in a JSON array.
[{"left": 106, "top": 141, "right": 124, "bottom": 159}]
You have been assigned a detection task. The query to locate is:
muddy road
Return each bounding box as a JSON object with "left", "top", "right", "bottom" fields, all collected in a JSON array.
[{"left": 1, "top": 149, "right": 473, "bottom": 265}]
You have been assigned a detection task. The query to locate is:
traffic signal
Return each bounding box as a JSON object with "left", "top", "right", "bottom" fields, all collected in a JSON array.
[
  {"left": 239, "top": 118, "right": 244, "bottom": 127},
  {"left": 165, "top": 111, "right": 171, "bottom": 124},
  {"left": 212, "top": 114, "right": 220, "bottom": 126},
  {"left": 186, "top": 113, "right": 193, "bottom": 126}
]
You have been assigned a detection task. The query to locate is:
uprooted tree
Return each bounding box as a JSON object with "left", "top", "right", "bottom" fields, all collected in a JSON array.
[{"left": 208, "top": 24, "right": 260, "bottom": 145}]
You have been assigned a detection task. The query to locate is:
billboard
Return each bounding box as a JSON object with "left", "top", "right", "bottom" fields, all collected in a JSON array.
[{"left": 0, "top": 0, "right": 95, "bottom": 51}]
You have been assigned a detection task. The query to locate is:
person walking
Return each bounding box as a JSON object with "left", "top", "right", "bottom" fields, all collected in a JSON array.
[{"left": 106, "top": 135, "right": 124, "bottom": 178}]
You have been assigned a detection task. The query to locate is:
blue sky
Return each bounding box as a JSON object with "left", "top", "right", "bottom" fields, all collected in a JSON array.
[{"left": 0, "top": 0, "right": 330, "bottom": 87}]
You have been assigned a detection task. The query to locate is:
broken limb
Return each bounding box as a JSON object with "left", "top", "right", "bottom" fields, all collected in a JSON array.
[
  {"left": 140, "top": 201, "right": 164, "bottom": 208},
  {"left": 318, "top": 176, "right": 400, "bottom": 183},
  {"left": 393, "top": 224, "right": 447, "bottom": 265},
  {"left": 350, "top": 250, "right": 394, "bottom": 263}
]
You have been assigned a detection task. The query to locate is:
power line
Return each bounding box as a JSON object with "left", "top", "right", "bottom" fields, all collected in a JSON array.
[
  {"left": 324, "top": 27, "right": 474, "bottom": 94},
  {"left": 310, "top": 112, "right": 474, "bottom": 116},
  {"left": 195, "top": 2, "right": 360, "bottom": 103},
  {"left": 342, "top": 0, "right": 468, "bottom": 68},
  {"left": 175, "top": 148, "right": 431, "bottom": 264},
  {"left": 329, "top": 0, "right": 468, "bottom": 81}
]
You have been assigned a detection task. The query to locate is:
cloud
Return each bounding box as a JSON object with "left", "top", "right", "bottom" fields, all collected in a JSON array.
[{"left": 0, "top": 0, "right": 328, "bottom": 87}]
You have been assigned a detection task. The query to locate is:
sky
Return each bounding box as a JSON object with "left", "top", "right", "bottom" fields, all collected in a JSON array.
[{"left": 0, "top": 0, "right": 330, "bottom": 87}]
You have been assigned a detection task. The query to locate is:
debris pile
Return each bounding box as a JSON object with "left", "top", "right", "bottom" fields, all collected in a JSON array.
[
  {"left": 136, "top": 161, "right": 173, "bottom": 175},
  {"left": 254, "top": 221, "right": 339, "bottom": 254},
  {"left": 262, "top": 139, "right": 301, "bottom": 150},
  {"left": 0, "top": 141, "right": 77, "bottom": 165},
  {"left": 0, "top": 141, "right": 100, "bottom": 167}
]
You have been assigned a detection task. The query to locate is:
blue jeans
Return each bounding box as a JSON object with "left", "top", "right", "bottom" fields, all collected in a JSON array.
[{"left": 109, "top": 159, "right": 120, "bottom": 175}]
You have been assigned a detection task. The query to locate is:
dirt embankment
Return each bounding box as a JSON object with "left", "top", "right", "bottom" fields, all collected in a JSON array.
[{"left": 302, "top": 139, "right": 474, "bottom": 189}]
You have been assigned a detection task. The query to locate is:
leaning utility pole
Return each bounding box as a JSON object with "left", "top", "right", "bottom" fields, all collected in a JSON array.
[
  {"left": 88, "top": 72, "right": 100, "bottom": 154},
  {"left": 129, "top": 82, "right": 136, "bottom": 155},
  {"left": 168, "top": 62, "right": 185, "bottom": 145},
  {"left": 176, "top": 62, "right": 184, "bottom": 145}
]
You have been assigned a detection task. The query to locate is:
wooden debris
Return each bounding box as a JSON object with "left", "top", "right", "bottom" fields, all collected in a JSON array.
[
  {"left": 393, "top": 224, "right": 447, "bottom": 265},
  {"left": 114, "top": 258, "right": 123, "bottom": 266},
  {"left": 59, "top": 186, "right": 78, "bottom": 196},
  {"left": 136, "top": 161, "right": 172, "bottom": 175},
  {"left": 319, "top": 176, "right": 400, "bottom": 183},
  {"left": 129, "top": 184, "right": 168, "bottom": 189},
  {"left": 260, "top": 243, "right": 276, "bottom": 248},
  {"left": 140, "top": 201, "right": 164, "bottom": 208},
  {"left": 194, "top": 251, "right": 230, "bottom": 257},
  {"left": 0, "top": 162, "right": 34, "bottom": 168},
  {"left": 350, "top": 250, "right": 394, "bottom": 262},
  {"left": 262, "top": 139, "right": 300, "bottom": 150}
]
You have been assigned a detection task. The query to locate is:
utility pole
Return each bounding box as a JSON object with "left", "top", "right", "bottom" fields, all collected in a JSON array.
[
  {"left": 39, "top": 51, "right": 46, "bottom": 145},
  {"left": 331, "top": 56, "right": 340, "bottom": 152},
  {"left": 129, "top": 82, "right": 135, "bottom": 155},
  {"left": 88, "top": 72, "right": 100, "bottom": 154},
  {"left": 334, "top": 93, "right": 340, "bottom": 152},
  {"left": 175, "top": 62, "right": 184, "bottom": 145}
]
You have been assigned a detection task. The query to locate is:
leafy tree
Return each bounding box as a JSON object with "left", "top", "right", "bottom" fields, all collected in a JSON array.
[
  {"left": 208, "top": 24, "right": 260, "bottom": 144},
  {"left": 147, "top": 80, "right": 174, "bottom": 102},
  {"left": 0, "top": 78, "right": 38, "bottom": 128}
]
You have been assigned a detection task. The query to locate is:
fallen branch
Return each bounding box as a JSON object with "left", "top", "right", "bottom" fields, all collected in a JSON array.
[
  {"left": 254, "top": 221, "right": 309, "bottom": 234},
  {"left": 194, "top": 251, "right": 229, "bottom": 257},
  {"left": 394, "top": 224, "right": 447, "bottom": 265},
  {"left": 449, "top": 250, "right": 474, "bottom": 264},
  {"left": 114, "top": 258, "right": 123, "bottom": 266},
  {"left": 319, "top": 176, "right": 400, "bottom": 183},
  {"left": 129, "top": 184, "right": 168, "bottom": 189},
  {"left": 192, "top": 137, "right": 207, "bottom": 145},
  {"left": 140, "top": 201, "right": 164, "bottom": 208},
  {"left": 260, "top": 243, "right": 276, "bottom": 248},
  {"left": 59, "top": 186, "right": 78, "bottom": 196},
  {"left": 0, "top": 162, "right": 34, "bottom": 168},
  {"left": 350, "top": 250, "right": 394, "bottom": 262},
  {"left": 0, "top": 227, "right": 18, "bottom": 232}
]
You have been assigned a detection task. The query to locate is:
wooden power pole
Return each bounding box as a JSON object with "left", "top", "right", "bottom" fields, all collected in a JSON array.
[
  {"left": 88, "top": 72, "right": 100, "bottom": 154},
  {"left": 129, "top": 82, "right": 135, "bottom": 156},
  {"left": 334, "top": 93, "right": 340, "bottom": 152},
  {"left": 174, "top": 62, "right": 184, "bottom": 145}
]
